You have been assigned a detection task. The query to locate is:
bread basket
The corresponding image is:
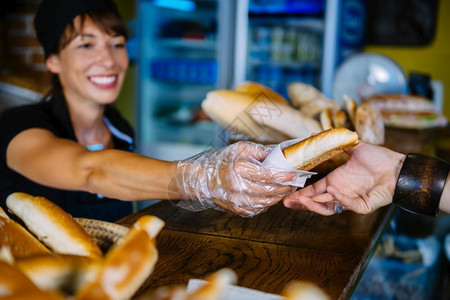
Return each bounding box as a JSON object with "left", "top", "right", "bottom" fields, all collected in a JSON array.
[{"left": 75, "top": 218, "right": 129, "bottom": 253}]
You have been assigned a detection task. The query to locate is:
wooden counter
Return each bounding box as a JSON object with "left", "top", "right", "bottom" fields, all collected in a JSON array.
[
  {"left": 118, "top": 199, "right": 396, "bottom": 299},
  {"left": 117, "top": 127, "right": 447, "bottom": 299}
]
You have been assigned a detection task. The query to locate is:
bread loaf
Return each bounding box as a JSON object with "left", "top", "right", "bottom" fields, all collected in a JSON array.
[
  {"left": 77, "top": 215, "right": 164, "bottom": 300},
  {"left": 343, "top": 94, "right": 357, "bottom": 125},
  {"left": 288, "top": 82, "right": 325, "bottom": 107},
  {"left": 15, "top": 254, "right": 101, "bottom": 295},
  {"left": 6, "top": 193, "right": 102, "bottom": 259},
  {"left": 282, "top": 128, "right": 359, "bottom": 171},
  {"left": 201, "top": 90, "right": 287, "bottom": 142},
  {"left": 247, "top": 98, "right": 322, "bottom": 140},
  {"left": 0, "top": 257, "right": 64, "bottom": 299},
  {"left": 0, "top": 212, "right": 50, "bottom": 259},
  {"left": 354, "top": 101, "right": 385, "bottom": 144},
  {"left": 235, "top": 81, "right": 290, "bottom": 106}
]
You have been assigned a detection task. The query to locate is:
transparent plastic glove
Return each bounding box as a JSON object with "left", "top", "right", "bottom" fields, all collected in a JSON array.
[{"left": 176, "top": 141, "right": 298, "bottom": 217}]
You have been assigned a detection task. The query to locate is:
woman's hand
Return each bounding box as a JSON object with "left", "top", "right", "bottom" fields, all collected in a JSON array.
[
  {"left": 176, "top": 141, "right": 298, "bottom": 217},
  {"left": 283, "top": 142, "right": 406, "bottom": 215}
]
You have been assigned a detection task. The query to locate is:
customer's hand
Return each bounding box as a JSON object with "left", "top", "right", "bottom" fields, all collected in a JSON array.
[
  {"left": 283, "top": 142, "right": 406, "bottom": 215},
  {"left": 176, "top": 141, "right": 298, "bottom": 217}
]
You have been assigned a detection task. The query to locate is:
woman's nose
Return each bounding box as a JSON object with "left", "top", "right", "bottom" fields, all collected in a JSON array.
[{"left": 96, "top": 45, "right": 115, "bottom": 68}]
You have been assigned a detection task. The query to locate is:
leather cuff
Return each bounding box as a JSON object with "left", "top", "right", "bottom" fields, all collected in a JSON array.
[{"left": 393, "top": 153, "right": 449, "bottom": 217}]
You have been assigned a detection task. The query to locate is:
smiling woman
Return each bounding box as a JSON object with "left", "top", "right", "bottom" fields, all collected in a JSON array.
[{"left": 0, "top": 0, "right": 297, "bottom": 223}]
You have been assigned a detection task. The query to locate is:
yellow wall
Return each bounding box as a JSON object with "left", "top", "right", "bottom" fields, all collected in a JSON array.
[{"left": 365, "top": 0, "right": 450, "bottom": 118}]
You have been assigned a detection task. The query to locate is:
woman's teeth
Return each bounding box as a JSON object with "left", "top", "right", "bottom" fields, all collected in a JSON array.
[{"left": 89, "top": 76, "right": 116, "bottom": 84}]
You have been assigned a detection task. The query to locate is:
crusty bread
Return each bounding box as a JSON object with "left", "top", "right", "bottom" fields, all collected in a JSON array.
[
  {"left": 235, "top": 81, "right": 291, "bottom": 106},
  {"left": 282, "top": 128, "right": 359, "bottom": 171},
  {"left": 297, "top": 97, "right": 341, "bottom": 118},
  {"left": 282, "top": 281, "right": 329, "bottom": 300},
  {"left": 288, "top": 82, "right": 340, "bottom": 117},
  {"left": 201, "top": 89, "right": 287, "bottom": 142},
  {"left": 0, "top": 214, "right": 50, "bottom": 259},
  {"left": 331, "top": 109, "right": 350, "bottom": 128},
  {"left": 186, "top": 269, "right": 236, "bottom": 300},
  {"left": 354, "top": 101, "right": 385, "bottom": 145},
  {"left": 77, "top": 215, "right": 164, "bottom": 300},
  {"left": 6, "top": 192, "right": 102, "bottom": 259},
  {"left": 0, "top": 258, "right": 64, "bottom": 299},
  {"left": 247, "top": 98, "right": 322, "bottom": 140},
  {"left": 363, "top": 94, "right": 436, "bottom": 112},
  {"left": 288, "top": 82, "right": 325, "bottom": 107},
  {"left": 15, "top": 254, "right": 101, "bottom": 295},
  {"left": 319, "top": 109, "right": 333, "bottom": 130},
  {"left": 343, "top": 94, "right": 357, "bottom": 125}
]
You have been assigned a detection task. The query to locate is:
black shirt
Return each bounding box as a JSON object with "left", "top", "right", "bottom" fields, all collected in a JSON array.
[{"left": 0, "top": 91, "right": 134, "bottom": 222}]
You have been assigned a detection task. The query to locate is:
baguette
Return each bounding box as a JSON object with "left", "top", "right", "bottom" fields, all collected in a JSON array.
[
  {"left": 0, "top": 207, "right": 50, "bottom": 259},
  {"left": 0, "top": 255, "right": 64, "bottom": 300},
  {"left": 235, "top": 81, "right": 290, "bottom": 106},
  {"left": 354, "top": 101, "right": 385, "bottom": 144},
  {"left": 282, "top": 128, "right": 359, "bottom": 171},
  {"left": 77, "top": 215, "right": 164, "bottom": 300},
  {"left": 6, "top": 192, "right": 102, "bottom": 259},
  {"left": 15, "top": 254, "right": 101, "bottom": 295},
  {"left": 248, "top": 98, "right": 322, "bottom": 140},
  {"left": 201, "top": 89, "right": 287, "bottom": 142},
  {"left": 282, "top": 281, "right": 329, "bottom": 300}
]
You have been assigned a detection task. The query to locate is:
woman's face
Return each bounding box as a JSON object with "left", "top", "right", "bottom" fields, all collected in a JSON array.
[{"left": 46, "top": 15, "right": 129, "bottom": 106}]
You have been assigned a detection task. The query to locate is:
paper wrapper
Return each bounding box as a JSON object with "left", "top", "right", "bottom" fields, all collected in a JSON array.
[{"left": 263, "top": 138, "right": 316, "bottom": 187}]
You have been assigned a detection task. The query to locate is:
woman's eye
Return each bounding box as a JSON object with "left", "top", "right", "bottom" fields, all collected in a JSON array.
[
  {"left": 113, "top": 43, "right": 126, "bottom": 48},
  {"left": 78, "top": 43, "right": 92, "bottom": 49}
]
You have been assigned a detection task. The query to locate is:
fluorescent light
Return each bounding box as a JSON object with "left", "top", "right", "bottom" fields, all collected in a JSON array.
[{"left": 154, "top": 0, "right": 196, "bottom": 12}]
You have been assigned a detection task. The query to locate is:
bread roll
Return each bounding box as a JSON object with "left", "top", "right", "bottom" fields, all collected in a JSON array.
[
  {"left": 77, "top": 215, "right": 164, "bottom": 300},
  {"left": 186, "top": 269, "right": 236, "bottom": 300},
  {"left": 235, "top": 81, "right": 290, "bottom": 106},
  {"left": 282, "top": 128, "right": 359, "bottom": 171},
  {"left": 16, "top": 254, "right": 101, "bottom": 295},
  {"left": 343, "top": 94, "right": 357, "bottom": 125},
  {"left": 354, "top": 101, "right": 385, "bottom": 145},
  {"left": 363, "top": 94, "right": 436, "bottom": 112},
  {"left": 381, "top": 111, "right": 448, "bottom": 129},
  {"left": 282, "top": 281, "right": 329, "bottom": 300},
  {"left": 288, "top": 82, "right": 325, "bottom": 107},
  {"left": 331, "top": 109, "right": 350, "bottom": 128},
  {"left": 201, "top": 90, "right": 286, "bottom": 142},
  {"left": 0, "top": 258, "right": 64, "bottom": 299},
  {"left": 319, "top": 109, "right": 333, "bottom": 130},
  {"left": 6, "top": 192, "right": 102, "bottom": 259},
  {"left": 247, "top": 98, "right": 322, "bottom": 140},
  {"left": 297, "top": 97, "right": 341, "bottom": 118},
  {"left": 0, "top": 213, "right": 50, "bottom": 259}
]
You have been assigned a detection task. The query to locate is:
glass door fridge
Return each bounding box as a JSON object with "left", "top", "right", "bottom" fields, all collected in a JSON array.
[
  {"left": 135, "top": 0, "right": 366, "bottom": 160},
  {"left": 136, "top": 0, "right": 233, "bottom": 161}
]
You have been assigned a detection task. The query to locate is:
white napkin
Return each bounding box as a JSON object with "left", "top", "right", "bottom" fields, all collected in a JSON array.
[
  {"left": 187, "top": 279, "right": 283, "bottom": 300},
  {"left": 263, "top": 138, "right": 316, "bottom": 187}
]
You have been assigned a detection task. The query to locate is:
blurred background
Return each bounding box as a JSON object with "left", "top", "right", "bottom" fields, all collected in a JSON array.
[{"left": 1, "top": 1, "right": 450, "bottom": 299}]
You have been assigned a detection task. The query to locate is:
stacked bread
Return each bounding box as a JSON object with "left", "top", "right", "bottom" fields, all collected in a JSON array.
[
  {"left": 201, "top": 81, "right": 385, "bottom": 146},
  {"left": 361, "top": 94, "right": 448, "bottom": 130},
  {"left": 0, "top": 192, "right": 331, "bottom": 299},
  {"left": 0, "top": 192, "right": 163, "bottom": 300}
]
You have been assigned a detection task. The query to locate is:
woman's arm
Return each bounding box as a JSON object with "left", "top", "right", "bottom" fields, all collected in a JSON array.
[
  {"left": 7, "top": 129, "right": 177, "bottom": 201},
  {"left": 7, "top": 128, "right": 297, "bottom": 216}
]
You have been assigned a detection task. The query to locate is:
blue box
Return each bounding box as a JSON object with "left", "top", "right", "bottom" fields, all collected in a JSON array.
[{"left": 352, "top": 235, "right": 443, "bottom": 300}]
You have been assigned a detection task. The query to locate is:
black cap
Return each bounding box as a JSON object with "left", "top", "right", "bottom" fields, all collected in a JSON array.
[{"left": 34, "top": 0, "right": 121, "bottom": 59}]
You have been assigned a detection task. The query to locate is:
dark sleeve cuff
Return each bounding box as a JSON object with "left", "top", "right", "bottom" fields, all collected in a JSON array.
[{"left": 392, "top": 153, "right": 449, "bottom": 217}]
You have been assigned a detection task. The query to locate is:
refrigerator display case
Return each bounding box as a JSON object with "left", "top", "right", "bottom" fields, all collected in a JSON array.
[{"left": 135, "top": 0, "right": 366, "bottom": 161}]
